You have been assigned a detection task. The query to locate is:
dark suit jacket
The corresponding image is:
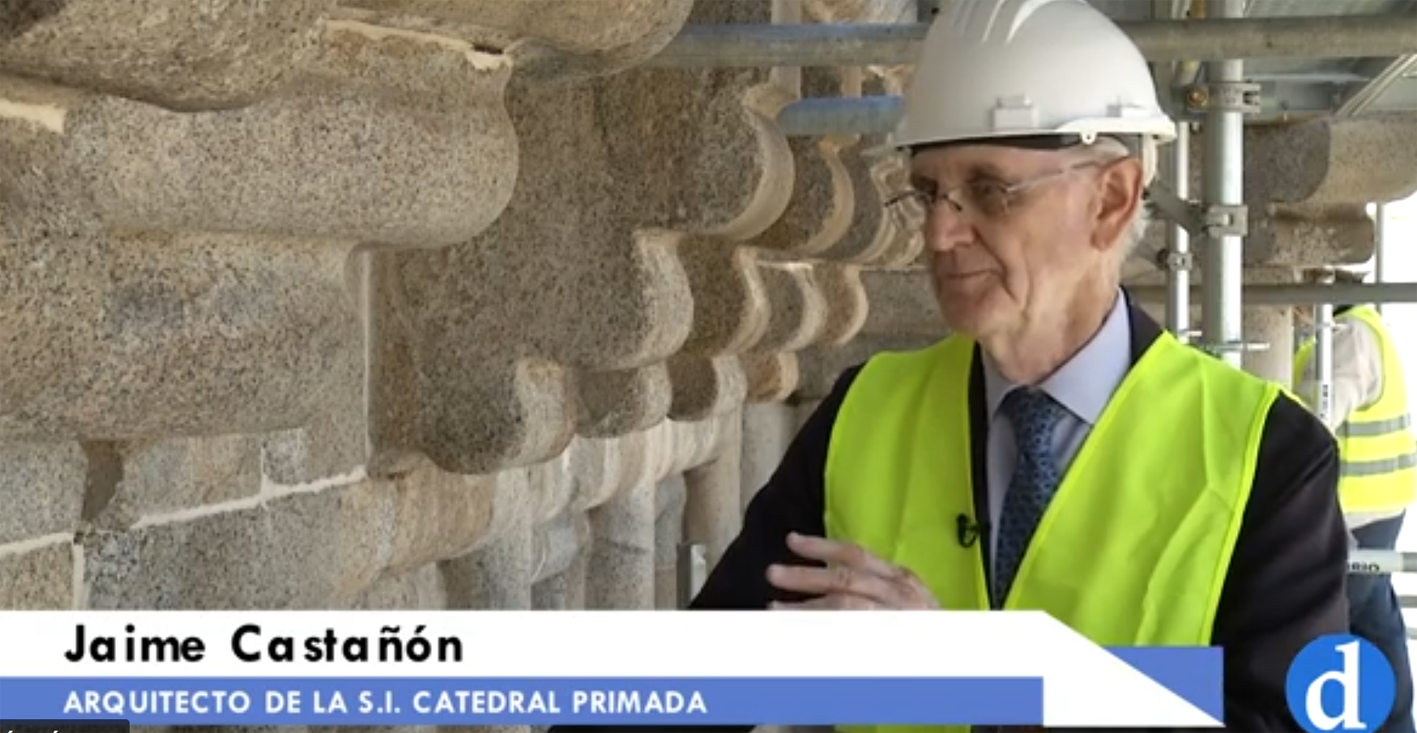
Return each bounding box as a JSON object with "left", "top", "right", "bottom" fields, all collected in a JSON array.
[{"left": 555, "top": 295, "right": 1349, "bottom": 732}]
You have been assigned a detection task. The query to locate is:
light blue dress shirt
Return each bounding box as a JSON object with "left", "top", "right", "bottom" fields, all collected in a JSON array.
[{"left": 981, "top": 290, "right": 1134, "bottom": 573}]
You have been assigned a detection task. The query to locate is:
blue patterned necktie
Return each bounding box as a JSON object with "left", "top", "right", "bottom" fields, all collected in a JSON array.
[{"left": 994, "top": 387, "right": 1067, "bottom": 607}]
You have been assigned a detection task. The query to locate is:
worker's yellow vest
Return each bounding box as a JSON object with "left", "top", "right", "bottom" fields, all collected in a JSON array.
[
  {"left": 1293, "top": 305, "right": 1417, "bottom": 514},
  {"left": 825, "top": 332, "right": 1277, "bottom": 733}
]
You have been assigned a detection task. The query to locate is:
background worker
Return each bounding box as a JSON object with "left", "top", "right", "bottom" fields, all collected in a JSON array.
[
  {"left": 1294, "top": 266, "right": 1417, "bottom": 732},
  {"left": 553, "top": 0, "right": 1348, "bottom": 731}
]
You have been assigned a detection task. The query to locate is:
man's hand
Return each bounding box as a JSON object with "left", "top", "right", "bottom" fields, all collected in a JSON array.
[{"left": 765, "top": 532, "right": 939, "bottom": 610}]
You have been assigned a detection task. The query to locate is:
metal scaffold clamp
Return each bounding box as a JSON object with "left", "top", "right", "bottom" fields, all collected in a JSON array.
[
  {"left": 1192, "top": 338, "right": 1272, "bottom": 359},
  {"left": 1154, "top": 247, "right": 1194, "bottom": 274},
  {"left": 1181, "top": 80, "right": 1263, "bottom": 116},
  {"left": 1145, "top": 184, "right": 1249, "bottom": 239}
]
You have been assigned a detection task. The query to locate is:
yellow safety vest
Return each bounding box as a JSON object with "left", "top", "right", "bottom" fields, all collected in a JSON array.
[
  {"left": 825, "top": 332, "right": 1278, "bottom": 733},
  {"left": 1293, "top": 305, "right": 1417, "bottom": 514}
]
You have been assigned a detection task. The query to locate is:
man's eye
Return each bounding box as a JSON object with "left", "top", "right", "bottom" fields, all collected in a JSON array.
[{"left": 964, "top": 182, "right": 1010, "bottom": 215}]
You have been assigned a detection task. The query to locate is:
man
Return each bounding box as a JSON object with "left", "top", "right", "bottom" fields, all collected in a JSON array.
[
  {"left": 554, "top": 0, "right": 1348, "bottom": 731},
  {"left": 1294, "top": 267, "right": 1416, "bottom": 732}
]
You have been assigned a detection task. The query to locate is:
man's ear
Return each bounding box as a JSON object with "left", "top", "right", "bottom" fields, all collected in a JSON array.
[{"left": 1092, "top": 158, "right": 1145, "bottom": 254}]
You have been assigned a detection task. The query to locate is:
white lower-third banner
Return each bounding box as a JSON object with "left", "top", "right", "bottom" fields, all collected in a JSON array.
[{"left": 0, "top": 611, "right": 1224, "bottom": 728}]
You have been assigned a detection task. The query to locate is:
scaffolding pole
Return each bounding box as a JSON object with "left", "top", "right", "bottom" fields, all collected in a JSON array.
[
  {"left": 1376, "top": 202, "right": 1391, "bottom": 316},
  {"left": 645, "top": 16, "right": 1417, "bottom": 69},
  {"left": 1313, "top": 270, "right": 1336, "bottom": 425},
  {"left": 1165, "top": 122, "right": 1192, "bottom": 342},
  {"left": 1200, "top": 0, "right": 1247, "bottom": 368},
  {"left": 1131, "top": 281, "right": 1417, "bottom": 305}
]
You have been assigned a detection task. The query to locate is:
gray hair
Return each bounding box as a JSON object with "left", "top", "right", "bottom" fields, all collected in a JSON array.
[{"left": 1077, "top": 135, "right": 1157, "bottom": 260}]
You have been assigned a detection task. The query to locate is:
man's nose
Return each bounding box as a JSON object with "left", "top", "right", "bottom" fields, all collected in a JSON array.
[{"left": 923, "top": 207, "right": 973, "bottom": 253}]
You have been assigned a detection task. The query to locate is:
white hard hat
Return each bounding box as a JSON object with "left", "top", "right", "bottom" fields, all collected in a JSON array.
[{"left": 890, "top": 0, "right": 1177, "bottom": 151}]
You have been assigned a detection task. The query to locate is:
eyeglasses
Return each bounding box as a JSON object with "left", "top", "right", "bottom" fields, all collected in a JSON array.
[{"left": 885, "top": 160, "right": 1103, "bottom": 221}]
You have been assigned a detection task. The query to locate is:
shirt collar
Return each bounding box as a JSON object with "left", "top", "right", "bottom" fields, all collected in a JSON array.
[{"left": 983, "top": 290, "right": 1132, "bottom": 426}]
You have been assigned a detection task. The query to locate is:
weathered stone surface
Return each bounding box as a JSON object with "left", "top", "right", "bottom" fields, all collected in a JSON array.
[
  {"left": 813, "top": 264, "right": 870, "bottom": 346},
  {"left": 653, "top": 473, "right": 688, "bottom": 609},
  {"left": 6, "top": 23, "right": 515, "bottom": 248},
  {"left": 81, "top": 478, "right": 394, "bottom": 609},
  {"left": 1, "top": 231, "right": 358, "bottom": 440},
  {"left": 806, "top": 0, "right": 918, "bottom": 24},
  {"left": 375, "top": 1, "right": 795, "bottom": 475},
  {"left": 348, "top": 564, "right": 448, "bottom": 610},
  {"left": 1243, "top": 116, "right": 1417, "bottom": 266},
  {"left": 743, "top": 352, "right": 801, "bottom": 404},
  {"left": 1140, "top": 116, "right": 1417, "bottom": 269},
  {"left": 588, "top": 479, "right": 656, "bottom": 609},
  {"left": 796, "top": 332, "right": 937, "bottom": 401},
  {"left": 383, "top": 462, "right": 498, "bottom": 574},
  {"left": 820, "top": 78, "right": 922, "bottom": 267},
  {"left": 338, "top": 0, "right": 695, "bottom": 78},
  {"left": 0, "top": 0, "right": 1025, "bottom": 673},
  {"left": 859, "top": 267, "right": 943, "bottom": 339},
  {"left": 684, "top": 411, "right": 743, "bottom": 566},
  {"left": 0, "top": 441, "right": 85, "bottom": 544},
  {"left": 0, "top": 0, "right": 332, "bottom": 110},
  {"left": 89, "top": 436, "right": 264, "bottom": 530},
  {"left": 0, "top": 19, "right": 517, "bottom": 444},
  {"left": 668, "top": 356, "right": 750, "bottom": 422},
  {"left": 0, "top": 539, "right": 73, "bottom": 609}
]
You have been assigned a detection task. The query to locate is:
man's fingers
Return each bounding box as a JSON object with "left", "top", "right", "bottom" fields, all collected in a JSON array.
[
  {"left": 766, "top": 562, "right": 899, "bottom": 603},
  {"left": 770, "top": 534, "right": 940, "bottom": 610},
  {"left": 785, "top": 532, "right": 904, "bottom": 578},
  {"left": 769, "top": 595, "right": 879, "bottom": 611}
]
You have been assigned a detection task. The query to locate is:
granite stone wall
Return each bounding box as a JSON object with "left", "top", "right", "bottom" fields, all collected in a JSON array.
[
  {"left": 8, "top": 3, "right": 1417, "bottom": 732},
  {"left": 0, "top": 10, "right": 923, "bottom": 732}
]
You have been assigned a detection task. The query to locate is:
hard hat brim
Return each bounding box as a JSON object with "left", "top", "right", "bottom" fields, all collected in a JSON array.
[{"left": 865, "top": 119, "right": 1177, "bottom": 160}]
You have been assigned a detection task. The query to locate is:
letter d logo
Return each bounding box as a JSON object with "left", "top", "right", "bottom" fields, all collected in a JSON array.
[{"left": 1286, "top": 634, "right": 1397, "bottom": 733}]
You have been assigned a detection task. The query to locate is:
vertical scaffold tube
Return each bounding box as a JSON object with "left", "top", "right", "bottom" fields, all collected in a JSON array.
[
  {"left": 1202, "top": 0, "right": 1246, "bottom": 367},
  {"left": 1314, "top": 270, "right": 1336, "bottom": 426},
  {"left": 1376, "top": 203, "right": 1390, "bottom": 316},
  {"left": 1166, "top": 122, "right": 1192, "bottom": 341}
]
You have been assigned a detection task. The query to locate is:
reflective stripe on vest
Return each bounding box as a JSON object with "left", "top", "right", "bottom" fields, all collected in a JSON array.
[
  {"left": 1293, "top": 305, "right": 1417, "bottom": 513},
  {"left": 825, "top": 333, "right": 1274, "bottom": 733}
]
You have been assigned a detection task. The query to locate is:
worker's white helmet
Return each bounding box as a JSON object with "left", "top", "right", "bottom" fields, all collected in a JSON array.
[{"left": 890, "top": 0, "right": 1177, "bottom": 151}]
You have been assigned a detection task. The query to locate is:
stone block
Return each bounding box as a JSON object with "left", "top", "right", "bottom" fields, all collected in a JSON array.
[
  {"left": 742, "top": 352, "right": 800, "bottom": 404},
  {"left": 796, "top": 333, "right": 937, "bottom": 401},
  {"left": 382, "top": 464, "right": 498, "bottom": 575},
  {"left": 587, "top": 479, "right": 656, "bottom": 609},
  {"left": 80, "top": 480, "right": 396, "bottom": 609},
  {"left": 532, "top": 510, "right": 591, "bottom": 586},
  {"left": 654, "top": 474, "right": 688, "bottom": 609},
  {"left": 822, "top": 75, "right": 922, "bottom": 268},
  {"left": 0, "top": 441, "right": 85, "bottom": 544},
  {"left": 756, "top": 262, "right": 828, "bottom": 353},
  {"left": 684, "top": 411, "right": 744, "bottom": 565},
  {"left": 87, "top": 436, "right": 262, "bottom": 530},
  {"left": 0, "top": 17, "right": 518, "bottom": 444},
  {"left": 813, "top": 263, "right": 870, "bottom": 347},
  {"left": 34, "top": 22, "right": 515, "bottom": 248},
  {"left": 859, "top": 267, "right": 943, "bottom": 338},
  {"left": 347, "top": 564, "right": 448, "bottom": 610},
  {"left": 1142, "top": 116, "right": 1417, "bottom": 268},
  {"left": 0, "top": 538, "right": 73, "bottom": 609},
  {"left": 338, "top": 0, "right": 694, "bottom": 78},
  {"left": 573, "top": 365, "right": 674, "bottom": 439},
  {"left": 0, "top": 0, "right": 331, "bottom": 110},
  {"left": 667, "top": 355, "right": 749, "bottom": 422},
  {"left": 0, "top": 229, "right": 359, "bottom": 440},
  {"left": 374, "top": 0, "right": 796, "bottom": 475}
]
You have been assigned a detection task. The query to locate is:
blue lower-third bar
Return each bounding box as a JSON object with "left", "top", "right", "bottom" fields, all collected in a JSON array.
[{"left": 0, "top": 676, "right": 1042, "bottom": 727}]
